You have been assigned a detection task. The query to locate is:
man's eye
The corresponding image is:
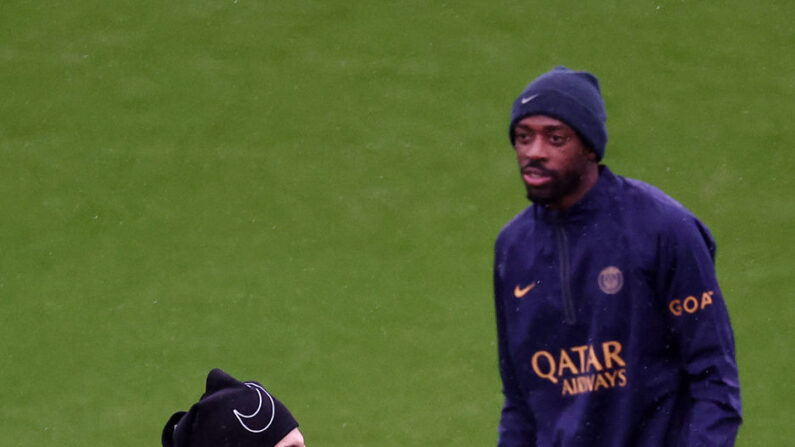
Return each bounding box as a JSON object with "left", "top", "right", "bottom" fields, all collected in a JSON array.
[
  {"left": 516, "top": 133, "right": 532, "bottom": 142},
  {"left": 548, "top": 134, "right": 567, "bottom": 145}
]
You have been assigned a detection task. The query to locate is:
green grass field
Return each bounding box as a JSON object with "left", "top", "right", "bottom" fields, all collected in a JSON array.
[{"left": 1, "top": 1, "right": 792, "bottom": 445}]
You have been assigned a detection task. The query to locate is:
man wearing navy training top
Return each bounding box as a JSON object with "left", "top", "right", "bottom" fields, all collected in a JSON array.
[{"left": 493, "top": 67, "right": 742, "bottom": 446}]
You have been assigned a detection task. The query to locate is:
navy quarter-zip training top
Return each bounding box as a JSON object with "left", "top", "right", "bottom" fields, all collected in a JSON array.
[{"left": 494, "top": 166, "right": 742, "bottom": 446}]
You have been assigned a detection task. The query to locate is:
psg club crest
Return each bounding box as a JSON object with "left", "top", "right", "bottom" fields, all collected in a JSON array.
[{"left": 598, "top": 266, "right": 623, "bottom": 295}]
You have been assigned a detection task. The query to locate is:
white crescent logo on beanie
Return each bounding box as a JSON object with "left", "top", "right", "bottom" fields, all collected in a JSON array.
[
  {"left": 521, "top": 94, "right": 539, "bottom": 104},
  {"left": 233, "top": 382, "right": 276, "bottom": 433}
]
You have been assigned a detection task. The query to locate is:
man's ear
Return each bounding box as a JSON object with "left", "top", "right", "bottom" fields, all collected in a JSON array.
[{"left": 585, "top": 148, "right": 599, "bottom": 162}]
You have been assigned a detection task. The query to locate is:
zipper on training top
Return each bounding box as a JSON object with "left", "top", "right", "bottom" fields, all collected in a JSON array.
[{"left": 554, "top": 226, "right": 576, "bottom": 324}]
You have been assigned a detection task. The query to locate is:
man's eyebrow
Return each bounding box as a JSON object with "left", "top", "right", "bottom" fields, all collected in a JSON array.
[{"left": 541, "top": 125, "right": 571, "bottom": 132}]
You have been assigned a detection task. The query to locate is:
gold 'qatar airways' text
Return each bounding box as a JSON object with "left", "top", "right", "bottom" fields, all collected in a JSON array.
[{"left": 531, "top": 341, "right": 627, "bottom": 396}]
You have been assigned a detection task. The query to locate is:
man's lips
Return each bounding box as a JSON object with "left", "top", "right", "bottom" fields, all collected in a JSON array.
[{"left": 522, "top": 166, "right": 554, "bottom": 187}]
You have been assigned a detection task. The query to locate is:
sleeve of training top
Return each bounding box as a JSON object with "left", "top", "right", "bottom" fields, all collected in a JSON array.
[
  {"left": 494, "top": 243, "right": 537, "bottom": 447},
  {"left": 657, "top": 216, "right": 742, "bottom": 446}
]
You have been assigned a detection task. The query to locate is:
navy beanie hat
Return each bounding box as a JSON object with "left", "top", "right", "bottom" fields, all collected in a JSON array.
[
  {"left": 162, "top": 368, "right": 299, "bottom": 447},
  {"left": 509, "top": 66, "right": 608, "bottom": 160}
]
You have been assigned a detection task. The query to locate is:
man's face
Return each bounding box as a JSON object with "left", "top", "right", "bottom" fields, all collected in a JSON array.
[
  {"left": 274, "top": 428, "right": 306, "bottom": 447},
  {"left": 512, "top": 115, "right": 597, "bottom": 209}
]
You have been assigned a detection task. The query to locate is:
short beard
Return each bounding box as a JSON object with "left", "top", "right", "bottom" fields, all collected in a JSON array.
[
  {"left": 522, "top": 160, "right": 589, "bottom": 207},
  {"left": 525, "top": 174, "right": 583, "bottom": 205}
]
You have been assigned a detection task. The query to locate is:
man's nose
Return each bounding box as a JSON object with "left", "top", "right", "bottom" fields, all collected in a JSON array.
[{"left": 517, "top": 139, "right": 547, "bottom": 160}]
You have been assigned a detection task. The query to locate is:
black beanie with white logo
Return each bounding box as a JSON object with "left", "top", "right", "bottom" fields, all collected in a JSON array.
[
  {"left": 162, "top": 368, "right": 299, "bottom": 447},
  {"left": 509, "top": 66, "right": 608, "bottom": 160}
]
